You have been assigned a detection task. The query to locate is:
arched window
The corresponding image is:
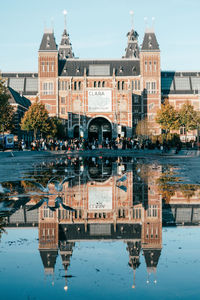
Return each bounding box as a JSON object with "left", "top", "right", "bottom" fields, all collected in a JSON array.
[
  {"left": 74, "top": 81, "right": 77, "bottom": 90},
  {"left": 102, "top": 81, "right": 105, "bottom": 87},
  {"left": 98, "top": 81, "right": 101, "bottom": 87},
  {"left": 122, "top": 81, "right": 124, "bottom": 90},
  {"left": 117, "top": 81, "right": 120, "bottom": 90},
  {"left": 94, "top": 81, "right": 96, "bottom": 88},
  {"left": 78, "top": 81, "right": 81, "bottom": 90}
]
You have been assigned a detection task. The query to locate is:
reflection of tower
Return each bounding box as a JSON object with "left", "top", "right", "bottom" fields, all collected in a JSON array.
[
  {"left": 126, "top": 240, "right": 141, "bottom": 288},
  {"left": 59, "top": 241, "right": 75, "bottom": 291},
  {"left": 143, "top": 248, "right": 161, "bottom": 284},
  {"left": 39, "top": 249, "right": 58, "bottom": 277},
  {"left": 142, "top": 165, "right": 162, "bottom": 284},
  {"left": 38, "top": 205, "right": 58, "bottom": 285}
]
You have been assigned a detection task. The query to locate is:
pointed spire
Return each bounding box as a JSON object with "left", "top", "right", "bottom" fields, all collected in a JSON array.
[
  {"left": 124, "top": 12, "right": 139, "bottom": 59},
  {"left": 59, "top": 10, "right": 74, "bottom": 59},
  {"left": 130, "top": 10, "right": 134, "bottom": 30}
]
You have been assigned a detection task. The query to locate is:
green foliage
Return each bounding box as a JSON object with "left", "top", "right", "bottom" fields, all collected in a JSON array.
[
  {"left": 155, "top": 103, "right": 180, "bottom": 133},
  {"left": 179, "top": 103, "right": 200, "bottom": 133},
  {"left": 0, "top": 77, "right": 14, "bottom": 133},
  {"left": 151, "top": 133, "right": 180, "bottom": 147},
  {"left": 21, "top": 101, "right": 54, "bottom": 139},
  {"left": 50, "top": 117, "right": 66, "bottom": 139}
]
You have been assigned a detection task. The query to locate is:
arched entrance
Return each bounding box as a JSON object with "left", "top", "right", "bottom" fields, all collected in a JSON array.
[
  {"left": 88, "top": 117, "right": 112, "bottom": 143},
  {"left": 73, "top": 125, "right": 80, "bottom": 138}
]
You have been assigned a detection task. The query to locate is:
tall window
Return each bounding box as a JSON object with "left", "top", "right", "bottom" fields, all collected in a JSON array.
[
  {"left": 78, "top": 81, "right": 81, "bottom": 90},
  {"left": 61, "top": 97, "right": 65, "bottom": 104},
  {"left": 147, "top": 205, "right": 158, "bottom": 217},
  {"left": 149, "top": 61, "right": 152, "bottom": 72},
  {"left": 146, "top": 81, "right": 156, "bottom": 94},
  {"left": 154, "top": 61, "right": 157, "bottom": 72},
  {"left": 65, "top": 81, "right": 68, "bottom": 90},
  {"left": 42, "top": 82, "right": 54, "bottom": 95},
  {"left": 42, "top": 62, "right": 45, "bottom": 72},
  {"left": 122, "top": 81, "right": 124, "bottom": 90},
  {"left": 135, "top": 80, "right": 137, "bottom": 90},
  {"left": 61, "top": 107, "right": 65, "bottom": 115},
  {"left": 145, "top": 61, "right": 147, "bottom": 72},
  {"left": 51, "top": 62, "right": 54, "bottom": 72},
  {"left": 46, "top": 62, "right": 49, "bottom": 72}
]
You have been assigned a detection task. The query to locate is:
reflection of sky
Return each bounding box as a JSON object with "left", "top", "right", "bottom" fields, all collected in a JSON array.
[{"left": 1, "top": 228, "right": 200, "bottom": 300}]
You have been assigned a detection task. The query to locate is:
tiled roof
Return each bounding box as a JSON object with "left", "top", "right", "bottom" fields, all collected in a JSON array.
[
  {"left": 141, "top": 31, "right": 159, "bottom": 51},
  {"left": 2, "top": 73, "right": 38, "bottom": 96},
  {"left": 39, "top": 30, "right": 57, "bottom": 51},
  {"left": 8, "top": 87, "right": 31, "bottom": 108},
  {"left": 59, "top": 59, "right": 140, "bottom": 77}
]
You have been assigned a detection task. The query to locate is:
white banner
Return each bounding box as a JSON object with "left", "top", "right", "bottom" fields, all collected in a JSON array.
[
  {"left": 88, "top": 90, "right": 112, "bottom": 112},
  {"left": 89, "top": 186, "right": 112, "bottom": 210}
]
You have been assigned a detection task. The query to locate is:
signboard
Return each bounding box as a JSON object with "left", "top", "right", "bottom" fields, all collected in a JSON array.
[
  {"left": 88, "top": 90, "right": 112, "bottom": 112},
  {"left": 89, "top": 186, "right": 112, "bottom": 210}
]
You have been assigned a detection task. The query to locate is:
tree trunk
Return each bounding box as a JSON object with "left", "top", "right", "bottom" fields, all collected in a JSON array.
[{"left": 34, "top": 128, "right": 37, "bottom": 140}]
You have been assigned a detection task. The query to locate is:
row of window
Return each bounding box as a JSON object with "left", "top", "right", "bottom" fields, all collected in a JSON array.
[
  {"left": 146, "top": 81, "right": 157, "bottom": 94},
  {"left": 59, "top": 80, "right": 141, "bottom": 91},
  {"left": 144, "top": 61, "right": 157, "bottom": 73},
  {"left": 42, "top": 82, "right": 54, "bottom": 95},
  {"left": 41, "top": 61, "right": 55, "bottom": 72},
  {"left": 147, "top": 205, "right": 158, "bottom": 217}
]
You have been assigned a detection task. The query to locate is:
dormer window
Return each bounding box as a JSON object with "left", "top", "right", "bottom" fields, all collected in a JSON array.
[{"left": 119, "top": 66, "right": 123, "bottom": 73}]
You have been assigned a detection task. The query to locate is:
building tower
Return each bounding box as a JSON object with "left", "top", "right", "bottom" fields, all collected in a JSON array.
[
  {"left": 59, "top": 30, "right": 74, "bottom": 60},
  {"left": 38, "top": 29, "right": 58, "bottom": 117},
  {"left": 140, "top": 26, "right": 161, "bottom": 135},
  {"left": 126, "top": 240, "right": 141, "bottom": 288}
]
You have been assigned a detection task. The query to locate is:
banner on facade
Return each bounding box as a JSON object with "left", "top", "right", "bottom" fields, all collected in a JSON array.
[
  {"left": 88, "top": 186, "right": 112, "bottom": 210},
  {"left": 88, "top": 90, "right": 112, "bottom": 112}
]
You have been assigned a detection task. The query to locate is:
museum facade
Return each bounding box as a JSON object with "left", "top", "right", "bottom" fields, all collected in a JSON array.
[{"left": 2, "top": 21, "right": 200, "bottom": 141}]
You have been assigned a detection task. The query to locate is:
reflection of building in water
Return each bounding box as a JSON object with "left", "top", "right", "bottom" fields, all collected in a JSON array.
[
  {"left": 163, "top": 189, "right": 200, "bottom": 225},
  {"left": 37, "top": 159, "right": 162, "bottom": 289},
  {"left": 6, "top": 159, "right": 200, "bottom": 288}
]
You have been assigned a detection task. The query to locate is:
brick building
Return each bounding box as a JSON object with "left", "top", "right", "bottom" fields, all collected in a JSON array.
[{"left": 2, "top": 17, "right": 200, "bottom": 140}]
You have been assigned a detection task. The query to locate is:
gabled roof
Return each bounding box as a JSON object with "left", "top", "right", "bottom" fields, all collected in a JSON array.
[
  {"left": 141, "top": 30, "right": 159, "bottom": 51},
  {"left": 39, "top": 29, "right": 57, "bottom": 51},
  {"left": 8, "top": 87, "right": 31, "bottom": 108}
]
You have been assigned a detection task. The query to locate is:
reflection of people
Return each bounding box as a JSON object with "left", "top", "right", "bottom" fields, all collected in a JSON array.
[{"left": 21, "top": 140, "right": 25, "bottom": 151}]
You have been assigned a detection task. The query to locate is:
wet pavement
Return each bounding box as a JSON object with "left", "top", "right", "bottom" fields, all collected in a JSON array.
[{"left": 0, "top": 155, "right": 200, "bottom": 299}]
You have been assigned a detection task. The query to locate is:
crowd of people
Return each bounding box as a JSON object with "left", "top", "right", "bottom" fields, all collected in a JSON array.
[{"left": 16, "top": 136, "right": 184, "bottom": 153}]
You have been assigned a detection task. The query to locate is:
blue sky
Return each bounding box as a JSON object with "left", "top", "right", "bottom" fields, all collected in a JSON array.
[{"left": 0, "top": 0, "right": 200, "bottom": 72}]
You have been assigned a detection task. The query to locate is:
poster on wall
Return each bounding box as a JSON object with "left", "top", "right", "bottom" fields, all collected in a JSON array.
[
  {"left": 88, "top": 90, "right": 112, "bottom": 112},
  {"left": 89, "top": 186, "right": 112, "bottom": 210}
]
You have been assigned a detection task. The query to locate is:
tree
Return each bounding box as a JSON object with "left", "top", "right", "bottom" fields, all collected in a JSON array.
[
  {"left": 0, "top": 77, "right": 14, "bottom": 134},
  {"left": 51, "top": 117, "right": 66, "bottom": 139},
  {"left": 21, "top": 100, "right": 54, "bottom": 139},
  {"left": 135, "top": 117, "right": 151, "bottom": 137},
  {"left": 179, "top": 103, "right": 200, "bottom": 134},
  {"left": 155, "top": 102, "right": 180, "bottom": 133}
]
